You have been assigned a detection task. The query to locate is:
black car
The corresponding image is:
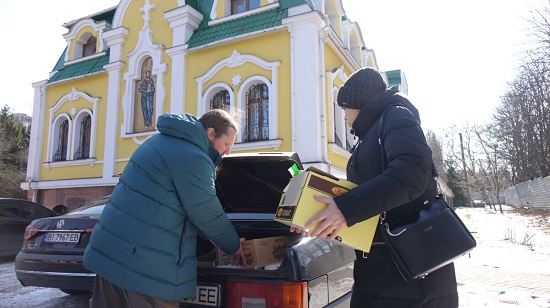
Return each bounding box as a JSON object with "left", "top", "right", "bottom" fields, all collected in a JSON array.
[
  {"left": 16, "top": 153, "right": 354, "bottom": 307},
  {"left": 14, "top": 196, "right": 109, "bottom": 295},
  {"left": 0, "top": 198, "right": 58, "bottom": 257}
]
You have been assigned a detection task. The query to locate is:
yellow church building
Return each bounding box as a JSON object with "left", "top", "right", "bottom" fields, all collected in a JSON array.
[{"left": 23, "top": 0, "right": 395, "bottom": 210}]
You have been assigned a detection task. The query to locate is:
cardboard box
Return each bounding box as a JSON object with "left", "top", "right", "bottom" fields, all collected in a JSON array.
[
  {"left": 216, "top": 235, "right": 293, "bottom": 269},
  {"left": 274, "top": 167, "right": 379, "bottom": 252}
]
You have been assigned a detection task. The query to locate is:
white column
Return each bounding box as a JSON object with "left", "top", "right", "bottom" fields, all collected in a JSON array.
[
  {"left": 24, "top": 80, "right": 48, "bottom": 192},
  {"left": 166, "top": 45, "right": 188, "bottom": 114},
  {"left": 102, "top": 62, "right": 125, "bottom": 178},
  {"left": 164, "top": 5, "right": 202, "bottom": 114},
  {"left": 102, "top": 27, "right": 129, "bottom": 178},
  {"left": 283, "top": 12, "right": 326, "bottom": 164}
]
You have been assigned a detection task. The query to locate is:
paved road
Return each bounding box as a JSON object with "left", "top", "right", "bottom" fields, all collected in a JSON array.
[{"left": 455, "top": 257, "right": 550, "bottom": 297}]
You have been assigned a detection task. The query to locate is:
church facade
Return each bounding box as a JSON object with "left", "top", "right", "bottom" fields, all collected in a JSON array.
[{"left": 23, "top": 0, "right": 387, "bottom": 209}]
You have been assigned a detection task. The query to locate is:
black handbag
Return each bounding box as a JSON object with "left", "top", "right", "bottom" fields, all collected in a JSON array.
[
  {"left": 379, "top": 197, "right": 476, "bottom": 281},
  {"left": 377, "top": 105, "right": 477, "bottom": 281}
]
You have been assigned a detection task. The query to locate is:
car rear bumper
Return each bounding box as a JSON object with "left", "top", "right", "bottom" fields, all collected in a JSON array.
[{"left": 15, "top": 251, "right": 95, "bottom": 291}]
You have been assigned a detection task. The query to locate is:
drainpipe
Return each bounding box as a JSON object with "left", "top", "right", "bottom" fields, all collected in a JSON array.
[
  {"left": 289, "top": 27, "right": 297, "bottom": 151},
  {"left": 319, "top": 26, "right": 330, "bottom": 171}
]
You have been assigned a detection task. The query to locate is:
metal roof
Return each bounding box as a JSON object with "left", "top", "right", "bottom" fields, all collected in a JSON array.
[
  {"left": 187, "top": 8, "right": 287, "bottom": 48},
  {"left": 48, "top": 53, "right": 110, "bottom": 84}
]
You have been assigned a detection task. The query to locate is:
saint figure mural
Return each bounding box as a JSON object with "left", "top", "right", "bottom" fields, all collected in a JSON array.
[{"left": 139, "top": 69, "right": 155, "bottom": 129}]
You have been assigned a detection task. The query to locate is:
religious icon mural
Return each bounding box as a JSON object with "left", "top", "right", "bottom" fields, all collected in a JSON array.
[{"left": 134, "top": 57, "right": 156, "bottom": 132}]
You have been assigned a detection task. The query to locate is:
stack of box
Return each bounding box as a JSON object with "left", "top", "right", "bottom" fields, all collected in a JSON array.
[{"left": 215, "top": 235, "right": 293, "bottom": 269}]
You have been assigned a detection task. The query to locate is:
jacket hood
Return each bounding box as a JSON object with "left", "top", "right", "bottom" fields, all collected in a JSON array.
[
  {"left": 352, "top": 89, "right": 420, "bottom": 139},
  {"left": 156, "top": 113, "right": 222, "bottom": 165}
]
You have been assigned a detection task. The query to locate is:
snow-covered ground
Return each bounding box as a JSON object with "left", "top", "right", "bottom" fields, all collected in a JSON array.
[{"left": 454, "top": 205, "right": 550, "bottom": 307}]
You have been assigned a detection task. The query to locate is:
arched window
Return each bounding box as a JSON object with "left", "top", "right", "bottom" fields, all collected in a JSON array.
[
  {"left": 74, "top": 115, "right": 91, "bottom": 160},
  {"left": 231, "top": 0, "right": 260, "bottom": 14},
  {"left": 82, "top": 36, "right": 97, "bottom": 57},
  {"left": 52, "top": 119, "right": 69, "bottom": 162},
  {"left": 244, "top": 83, "right": 269, "bottom": 142},
  {"left": 210, "top": 90, "right": 230, "bottom": 111}
]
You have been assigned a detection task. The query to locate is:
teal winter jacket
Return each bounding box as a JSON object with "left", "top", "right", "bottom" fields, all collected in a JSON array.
[{"left": 83, "top": 113, "right": 241, "bottom": 301}]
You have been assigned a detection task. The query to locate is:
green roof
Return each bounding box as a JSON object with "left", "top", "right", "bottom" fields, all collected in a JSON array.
[
  {"left": 63, "top": 7, "right": 116, "bottom": 29},
  {"left": 48, "top": 53, "right": 110, "bottom": 84},
  {"left": 187, "top": 8, "right": 287, "bottom": 48},
  {"left": 385, "top": 69, "right": 402, "bottom": 87}
]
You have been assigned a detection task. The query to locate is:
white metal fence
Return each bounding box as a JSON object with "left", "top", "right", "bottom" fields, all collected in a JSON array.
[{"left": 504, "top": 176, "right": 550, "bottom": 209}]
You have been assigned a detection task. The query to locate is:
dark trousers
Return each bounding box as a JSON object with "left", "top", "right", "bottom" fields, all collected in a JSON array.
[
  {"left": 90, "top": 275, "right": 178, "bottom": 308},
  {"left": 350, "top": 246, "right": 459, "bottom": 308}
]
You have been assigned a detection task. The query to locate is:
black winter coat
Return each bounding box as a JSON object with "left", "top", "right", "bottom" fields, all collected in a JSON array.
[{"left": 333, "top": 90, "right": 458, "bottom": 307}]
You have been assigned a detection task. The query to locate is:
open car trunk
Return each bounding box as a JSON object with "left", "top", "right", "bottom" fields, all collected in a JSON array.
[{"left": 195, "top": 152, "right": 356, "bottom": 281}]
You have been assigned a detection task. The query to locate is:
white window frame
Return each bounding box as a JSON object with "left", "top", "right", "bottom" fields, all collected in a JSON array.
[{"left": 44, "top": 88, "right": 99, "bottom": 169}]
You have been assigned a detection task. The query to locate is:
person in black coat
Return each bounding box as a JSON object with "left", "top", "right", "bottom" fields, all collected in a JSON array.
[{"left": 295, "top": 67, "right": 459, "bottom": 307}]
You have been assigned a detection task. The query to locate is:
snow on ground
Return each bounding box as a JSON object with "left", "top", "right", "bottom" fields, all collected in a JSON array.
[{"left": 454, "top": 205, "right": 550, "bottom": 307}]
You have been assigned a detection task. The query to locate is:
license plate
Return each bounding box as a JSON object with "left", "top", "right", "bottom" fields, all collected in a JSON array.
[
  {"left": 180, "top": 283, "right": 220, "bottom": 307},
  {"left": 45, "top": 232, "right": 80, "bottom": 243}
]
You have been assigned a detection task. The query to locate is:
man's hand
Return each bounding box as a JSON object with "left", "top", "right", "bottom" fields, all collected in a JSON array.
[
  {"left": 304, "top": 196, "right": 347, "bottom": 241},
  {"left": 234, "top": 239, "right": 247, "bottom": 265}
]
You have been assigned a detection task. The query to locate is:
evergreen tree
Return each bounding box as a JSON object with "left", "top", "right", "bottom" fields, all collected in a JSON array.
[
  {"left": 444, "top": 161, "right": 468, "bottom": 207},
  {"left": 0, "top": 105, "right": 29, "bottom": 198}
]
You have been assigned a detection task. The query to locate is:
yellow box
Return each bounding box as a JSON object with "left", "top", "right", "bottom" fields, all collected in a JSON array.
[
  {"left": 216, "top": 235, "right": 293, "bottom": 269},
  {"left": 274, "top": 167, "right": 378, "bottom": 252}
]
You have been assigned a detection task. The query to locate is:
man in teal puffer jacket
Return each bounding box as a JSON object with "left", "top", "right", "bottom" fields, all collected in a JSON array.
[{"left": 84, "top": 109, "right": 246, "bottom": 307}]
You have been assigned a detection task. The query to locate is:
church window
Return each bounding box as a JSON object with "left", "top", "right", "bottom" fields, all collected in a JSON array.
[
  {"left": 74, "top": 115, "right": 91, "bottom": 160},
  {"left": 210, "top": 90, "right": 230, "bottom": 111},
  {"left": 52, "top": 119, "right": 69, "bottom": 162},
  {"left": 231, "top": 0, "right": 261, "bottom": 14},
  {"left": 82, "top": 36, "right": 97, "bottom": 57},
  {"left": 244, "top": 83, "right": 269, "bottom": 142}
]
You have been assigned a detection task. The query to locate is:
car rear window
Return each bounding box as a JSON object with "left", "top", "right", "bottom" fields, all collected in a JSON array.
[{"left": 67, "top": 197, "right": 109, "bottom": 215}]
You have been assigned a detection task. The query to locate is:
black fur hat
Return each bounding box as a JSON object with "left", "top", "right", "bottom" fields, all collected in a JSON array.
[{"left": 337, "top": 67, "right": 388, "bottom": 109}]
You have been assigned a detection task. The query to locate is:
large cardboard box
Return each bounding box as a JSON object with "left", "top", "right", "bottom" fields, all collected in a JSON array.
[
  {"left": 216, "top": 235, "right": 293, "bottom": 269},
  {"left": 275, "top": 167, "right": 379, "bottom": 252}
]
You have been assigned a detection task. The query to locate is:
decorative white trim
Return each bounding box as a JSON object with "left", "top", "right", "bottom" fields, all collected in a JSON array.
[
  {"left": 328, "top": 143, "right": 351, "bottom": 159},
  {"left": 43, "top": 158, "right": 97, "bottom": 170},
  {"left": 121, "top": 1, "right": 167, "bottom": 142},
  {"left": 103, "top": 27, "right": 129, "bottom": 63},
  {"left": 196, "top": 50, "right": 280, "bottom": 143},
  {"left": 21, "top": 176, "right": 120, "bottom": 190},
  {"left": 47, "top": 113, "right": 72, "bottom": 162},
  {"left": 72, "top": 108, "right": 97, "bottom": 160},
  {"left": 62, "top": 18, "right": 110, "bottom": 62},
  {"left": 103, "top": 61, "right": 125, "bottom": 179},
  {"left": 165, "top": 4, "right": 203, "bottom": 46},
  {"left": 231, "top": 139, "right": 283, "bottom": 151},
  {"left": 327, "top": 66, "right": 348, "bottom": 146},
  {"left": 27, "top": 81, "right": 48, "bottom": 184},
  {"left": 202, "top": 82, "right": 235, "bottom": 112},
  {"left": 47, "top": 88, "right": 100, "bottom": 162},
  {"left": 210, "top": 0, "right": 220, "bottom": 20},
  {"left": 112, "top": 0, "right": 133, "bottom": 28},
  {"left": 209, "top": 3, "right": 279, "bottom": 26},
  {"left": 236, "top": 75, "right": 277, "bottom": 143},
  {"left": 64, "top": 52, "right": 107, "bottom": 66}
]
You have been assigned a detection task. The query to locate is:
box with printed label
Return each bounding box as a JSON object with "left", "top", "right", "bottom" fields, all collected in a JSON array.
[
  {"left": 274, "top": 166, "right": 378, "bottom": 252},
  {"left": 215, "top": 235, "right": 293, "bottom": 269}
]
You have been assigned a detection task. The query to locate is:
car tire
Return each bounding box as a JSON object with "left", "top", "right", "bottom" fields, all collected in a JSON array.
[{"left": 59, "top": 288, "right": 92, "bottom": 296}]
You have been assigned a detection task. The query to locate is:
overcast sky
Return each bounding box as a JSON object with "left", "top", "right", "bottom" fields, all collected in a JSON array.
[{"left": 1, "top": 0, "right": 541, "bottom": 135}]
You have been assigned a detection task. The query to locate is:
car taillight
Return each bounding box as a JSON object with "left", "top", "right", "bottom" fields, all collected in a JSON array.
[
  {"left": 84, "top": 227, "right": 94, "bottom": 234},
  {"left": 226, "top": 280, "right": 307, "bottom": 308},
  {"left": 24, "top": 226, "right": 39, "bottom": 240}
]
